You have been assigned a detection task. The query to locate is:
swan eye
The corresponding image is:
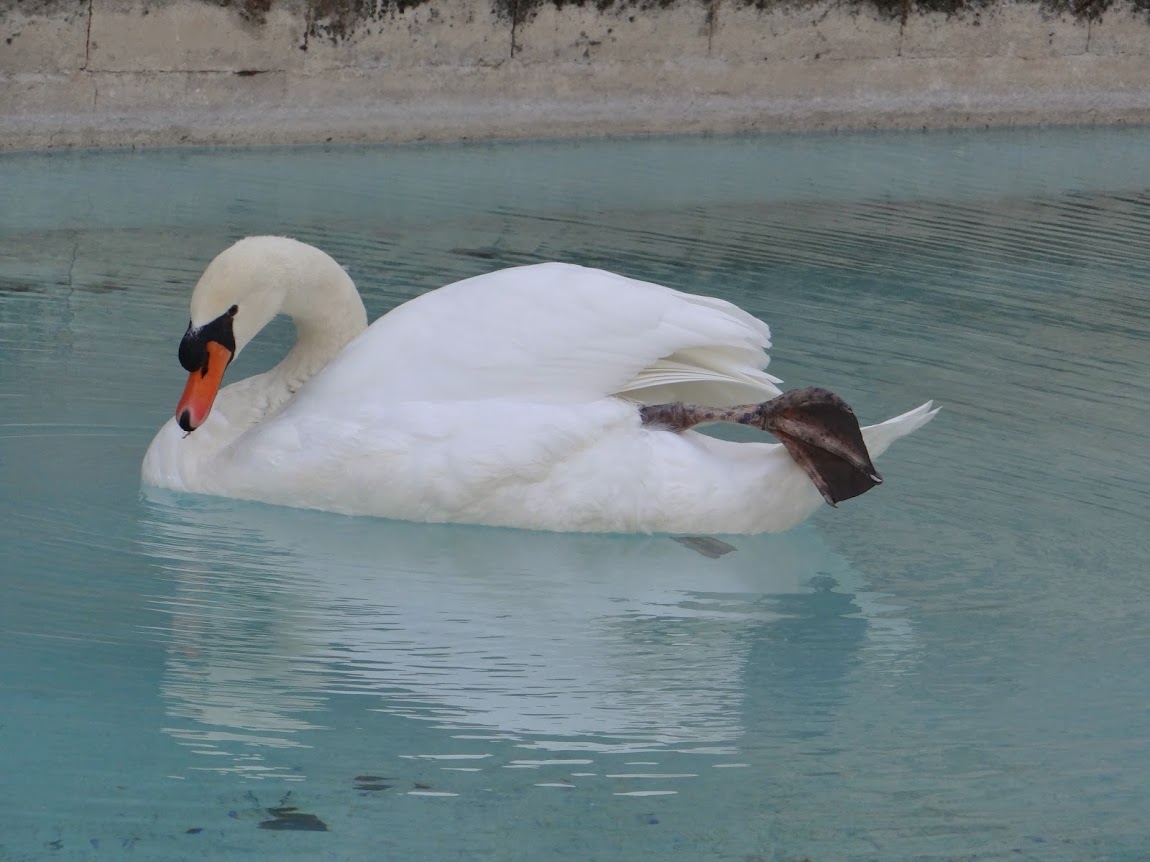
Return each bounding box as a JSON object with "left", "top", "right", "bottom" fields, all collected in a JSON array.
[{"left": 228, "top": 305, "right": 238, "bottom": 317}]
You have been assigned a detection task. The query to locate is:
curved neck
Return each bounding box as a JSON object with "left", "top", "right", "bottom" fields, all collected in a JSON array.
[{"left": 263, "top": 246, "right": 369, "bottom": 405}]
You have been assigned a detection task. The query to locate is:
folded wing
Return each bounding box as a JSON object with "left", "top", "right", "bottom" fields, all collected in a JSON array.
[{"left": 303, "top": 263, "right": 783, "bottom": 409}]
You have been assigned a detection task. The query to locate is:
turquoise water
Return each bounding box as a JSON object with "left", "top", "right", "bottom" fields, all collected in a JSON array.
[{"left": 2, "top": 128, "right": 1149, "bottom": 861}]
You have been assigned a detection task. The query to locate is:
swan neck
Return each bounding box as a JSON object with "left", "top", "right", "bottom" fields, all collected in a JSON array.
[
  {"left": 285, "top": 315, "right": 360, "bottom": 378},
  {"left": 273, "top": 261, "right": 368, "bottom": 391}
]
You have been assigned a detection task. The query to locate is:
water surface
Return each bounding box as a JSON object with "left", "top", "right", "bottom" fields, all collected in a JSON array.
[{"left": 2, "top": 128, "right": 1149, "bottom": 861}]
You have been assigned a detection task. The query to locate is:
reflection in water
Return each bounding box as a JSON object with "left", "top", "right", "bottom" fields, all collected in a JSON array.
[{"left": 139, "top": 491, "right": 916, "bottom": 777}]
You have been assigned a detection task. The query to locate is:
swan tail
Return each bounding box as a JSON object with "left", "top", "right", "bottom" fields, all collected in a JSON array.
[{"left": 861, "top": 401, "right": 940, "bottom": 460}]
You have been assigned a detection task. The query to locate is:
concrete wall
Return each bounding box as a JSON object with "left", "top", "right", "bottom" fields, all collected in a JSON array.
[{"left": 2, "top": 0, "right": 1150, "bottom": 149}]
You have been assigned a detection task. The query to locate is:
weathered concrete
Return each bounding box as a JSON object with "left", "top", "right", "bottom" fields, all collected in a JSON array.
[
  {"left": 712, "top": 3, "right": 901, "bottom": 62},
  {"left": 0, "top": 6, "right": 89, "bottom": 73},
  {"left": 2, "top": 0, "right": 1150, "bottom": 150},
  {"left": 900, "top": 4, "right": 1088, "bottom": 57},
  {"left": 87, "top": 1, "right": 302, "bottom": 72}
]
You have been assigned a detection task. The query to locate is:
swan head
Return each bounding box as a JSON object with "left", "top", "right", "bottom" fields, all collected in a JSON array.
[
  {"left": 174, "top": 238, "right": 297, "bottom": 433},
  {"left": 170, "top": 236, "right": 367, "bottom": 435}
]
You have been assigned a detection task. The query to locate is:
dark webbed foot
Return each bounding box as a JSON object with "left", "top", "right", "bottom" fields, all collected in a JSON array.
[
  {"left": 753, "top": 387, "right": 881, "bottom": 506},
  {"left": 639, "top": 387, "right": 881, "bottom": 506}
]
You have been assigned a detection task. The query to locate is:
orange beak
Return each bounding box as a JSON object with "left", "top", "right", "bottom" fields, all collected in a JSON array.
[{"left": 176, "top": 341, "right": 232, "bottom": 433}]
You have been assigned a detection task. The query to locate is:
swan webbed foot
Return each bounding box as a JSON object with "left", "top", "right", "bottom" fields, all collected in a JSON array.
[
  {"left": 638, "top": 387, "right": 882, "bottom": 506},
  {"left": 754, "top": 387, "right": 882, "bottom": 506}
]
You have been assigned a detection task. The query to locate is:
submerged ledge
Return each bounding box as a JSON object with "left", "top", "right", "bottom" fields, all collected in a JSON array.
[{"left": 3, "top": 0, "right": 1150, "bottom": 150}]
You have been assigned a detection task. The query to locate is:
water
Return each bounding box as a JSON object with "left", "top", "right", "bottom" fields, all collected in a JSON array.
[{"left": 2, "top": 128, "right": 1149, "bottom": 861}]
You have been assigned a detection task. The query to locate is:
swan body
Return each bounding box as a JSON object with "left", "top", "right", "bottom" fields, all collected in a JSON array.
[{"left": 142, "top": 236, "right": 937, "bottom": 534}]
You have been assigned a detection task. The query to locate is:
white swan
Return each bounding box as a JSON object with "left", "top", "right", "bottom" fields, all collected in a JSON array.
[{"left": 142, "top": 236, "right": 937, "bottom": 534}]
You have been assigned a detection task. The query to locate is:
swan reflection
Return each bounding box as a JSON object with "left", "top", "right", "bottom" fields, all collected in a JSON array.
[{"left": 139, "top": 492, "right": 915, "bottom": 778}]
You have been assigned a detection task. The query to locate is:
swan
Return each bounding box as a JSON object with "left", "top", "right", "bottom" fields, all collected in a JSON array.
[{"left": 142, "top": 236, "right": 937, "bottom": 534}]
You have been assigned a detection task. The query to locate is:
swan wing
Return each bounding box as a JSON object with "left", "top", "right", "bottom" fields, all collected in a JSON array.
[{"left": 301, "top": 263, "right": 783, "bottom": 408}]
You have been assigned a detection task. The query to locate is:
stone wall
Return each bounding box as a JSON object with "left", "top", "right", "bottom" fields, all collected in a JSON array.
[{"left": 2, "top": 0, "right": 1150, "bottom": 149}]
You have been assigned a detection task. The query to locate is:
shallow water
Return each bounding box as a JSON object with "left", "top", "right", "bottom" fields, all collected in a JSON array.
[{"left": 2, "top": 128, "right": 1149, "bottom": 861}]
